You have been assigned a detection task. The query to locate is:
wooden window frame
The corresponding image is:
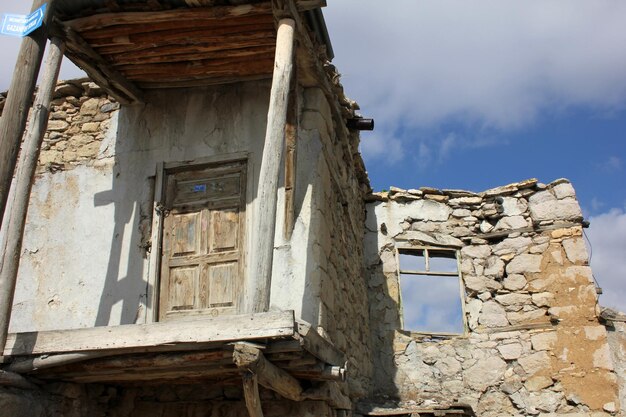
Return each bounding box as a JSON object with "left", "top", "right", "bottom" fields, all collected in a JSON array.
[
  {"left": 395, "top": 245, "right": 468, "bottom": 337},
  {"left": 145, "top": 152, "right": 252, "bottom": 323}
]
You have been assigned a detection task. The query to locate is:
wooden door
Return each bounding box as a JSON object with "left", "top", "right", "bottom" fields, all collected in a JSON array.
[{"left": 158, "top": 161, "right": 246, "bottom": 321}]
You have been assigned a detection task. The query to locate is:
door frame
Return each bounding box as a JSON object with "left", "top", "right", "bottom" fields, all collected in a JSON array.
[{"left": 145, "top": 152, "right": 252, "bottom": 323}]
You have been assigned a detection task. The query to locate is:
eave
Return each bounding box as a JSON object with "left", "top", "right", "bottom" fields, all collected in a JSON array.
[{"left": 48, "top": 0, "right": 329, "bottom": 104}]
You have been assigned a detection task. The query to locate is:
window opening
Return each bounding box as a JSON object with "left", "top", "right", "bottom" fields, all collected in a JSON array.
[{"left": 398, "top": 248, "right": 465, "bottom": 335}]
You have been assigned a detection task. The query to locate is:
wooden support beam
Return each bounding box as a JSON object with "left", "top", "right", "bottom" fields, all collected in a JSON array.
[
  {"left": 0, "top": 370, "right": 38, "bottom": 390},
  {"left": 0, "top": 37, "right": 65, "bottom": 357},
  {"left": 242, "top": 372, "right": 265, "bottom": 417},
  {"left": 295, "top": 322, "right": 346, "bottom": 366},
  {"left": 283, "top": 68, "right": 298, "bottom": 240},
  {"left": 0, "top": 0, "right": 52, "bottom": 228},
  {"left": 4, "top": 311, "right": 295, "bottom": 356},
  {"left": 233, "top": 342, "right": 303, "bottom": 402},
  {"left": 248, "top": 18, "right": 295, "bottom": 313},
  {"left": 53, "top": 23, "right": 143, "bottom": 104}
]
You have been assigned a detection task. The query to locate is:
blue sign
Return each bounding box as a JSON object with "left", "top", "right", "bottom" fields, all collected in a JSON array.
[{"left": 1, "top": 3, "right": 47, "bottom": 38}]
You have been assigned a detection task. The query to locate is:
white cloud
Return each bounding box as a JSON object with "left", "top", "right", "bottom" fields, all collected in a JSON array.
[
  {"left": 359, "top": 130, "right": 405, "bottom": 164},
  {"left": 587, "top": 209, "right": 626, "bottom": 313},
  {"left": 325, "top": 1, "right": 626, "bottom": 131}
]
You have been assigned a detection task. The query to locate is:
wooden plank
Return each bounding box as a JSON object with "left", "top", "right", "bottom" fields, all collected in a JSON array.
[
  {"left": 296, "top": 322, "right": 346, "bottom": 366},
  {"left": 242, "top": 373, "right": 265, "bottom": 417},
  {"left": 96, "top": 28, "right": 276, "bottom": 55},
  {"left": 234, "top": 342, "right": 303, "bottom": 402},
  {"left": 87, "top": 21, "right": 275, "bottom": 48},
  {"left": 0, "top": 36, "right": 64, "bottom": 356},
  {"left": 64, "top": 3, "right": 275, "bottom": 32},
  {"left": 137, "top": 74, "right": 271, "bottom": 89},
  {"left": 117, "top": 55, "right": 274, "bottom": 78},
  {"left": 108, "top": 44, "right": 276, "bottom": 66},
  {"left": 248, "top": 18, "right": 295, "bottom": 313},
  {"left": 0, "top": 0, "right": 52, "bottom": 231},
  {"left": 81, "top": 14, "right": 274, "bottom": 41},
  {"left": 4, "top": 311, "right": 295, "bottom": 356}
]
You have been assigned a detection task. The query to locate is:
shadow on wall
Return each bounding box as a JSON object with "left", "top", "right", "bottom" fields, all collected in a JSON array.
[{"left": 93, "top": 104, "right": 154, "bottom": 327}]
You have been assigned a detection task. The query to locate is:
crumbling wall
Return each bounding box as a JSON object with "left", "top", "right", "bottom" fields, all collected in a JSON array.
[{"left": 365, "top": 179, "right": 621, "bottom": 416}]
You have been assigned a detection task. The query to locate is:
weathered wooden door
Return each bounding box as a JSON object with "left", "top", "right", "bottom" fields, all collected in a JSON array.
[{"left": 158, "top": 161, "right": 246, "bottom": 320}]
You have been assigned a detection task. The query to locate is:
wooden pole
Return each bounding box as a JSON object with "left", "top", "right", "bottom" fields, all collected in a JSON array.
[
  {"left": 242, "top": 372, "right": 265, "bottom": 417},
  {"left": 0, "top": 0, "right": 54, "bottom": 228},
  {"left": 249, "top": 18, "right": 295, "bottom": 313},
  {"left": 0, "top": 37, "right": 65, "bottom": 355}
]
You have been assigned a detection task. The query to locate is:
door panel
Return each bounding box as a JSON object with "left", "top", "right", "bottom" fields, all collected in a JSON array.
[{"left": 158, "top": 160, "right": 246, "bottom": 321}]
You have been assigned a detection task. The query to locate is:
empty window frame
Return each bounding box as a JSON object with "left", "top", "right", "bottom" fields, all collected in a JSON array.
[{"left": 397, "top": 247, "right": 466, "bottom": 335}]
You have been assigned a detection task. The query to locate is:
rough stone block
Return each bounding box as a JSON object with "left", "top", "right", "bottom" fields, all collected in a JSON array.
[
  {"left": 498, "top": 343, "right": 523, "bottom": 360},
  {"left": 562, "top": 237, "right": 589, "bottom": 264},
  {"left": 479, "top": 301, "right": 509, "bottom": 327},
  {"left": 463, "top": 356, "right": 507, "bottom": 391},
  {"left": 506, "top": 254, "right": 543, "bottom": 274},
  {"left": 518, "top": 351, "right": 551, "bottom": 375}
]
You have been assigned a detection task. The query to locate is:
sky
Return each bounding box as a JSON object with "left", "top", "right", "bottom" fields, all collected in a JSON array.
[{"left": 0, "top": 1, "right": 624, "bottom": 312}]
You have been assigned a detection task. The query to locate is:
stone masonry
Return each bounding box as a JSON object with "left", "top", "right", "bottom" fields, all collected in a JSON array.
[{"left": 365, "top": 178, "right": 624, "bottom": 416}]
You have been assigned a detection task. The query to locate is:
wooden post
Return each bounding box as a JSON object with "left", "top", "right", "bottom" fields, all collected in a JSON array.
[
  {"left": 242, "top": 372, "right": 265, "bottom": 417},
  {"left": 249, "top": 18, "right": 295, "bottom": 313},
  {"left": 283, "top": 71, "right": 298, "bottom": 241},
  {"left": 0, "top": 37, "right": 65, "bottom": 355},
  {"left": 0, "top": 0, "right": 54, "bottom": 228}
]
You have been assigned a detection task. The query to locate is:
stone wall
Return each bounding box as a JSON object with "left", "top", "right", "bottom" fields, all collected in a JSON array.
[
  {"left": 300, "top": 88, "right": 371, "bottom": 399},
  {"left": 365, "top": 179, "right": 622, "bottom": 416}
]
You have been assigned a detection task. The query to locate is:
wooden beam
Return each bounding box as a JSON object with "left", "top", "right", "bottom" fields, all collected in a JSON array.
[
  {"left": 52, "top": 23, "right": 143, "bottom": 104},
  {"left": 0, "top": 370, "right": 38, "bottom": 390},
  {"left": 283, "top": 68, "right": 298, "bottom": 240},
  {"left": 248, "top": 18, "right": 295, "bottom": 313},
  {"left": 242, "top": 372, "right": 265, "bottom": 417},
  {"left": 136, "top": 74, "right": 272, "bottom": 89},
  {"left": 4, "top": 311, "right": 295, "bottom": 356},
  {"left": 0, "top": 37, "right": 65, "bottom": 357},
  {"left": 0, "top": 0, "right": 52, "bottom": 229},
  {"left": 295, "top": 322, "right": 346, "bottom": 366},
  {"left": 233, "top": 342, "right": 303, "bottom": 402}
]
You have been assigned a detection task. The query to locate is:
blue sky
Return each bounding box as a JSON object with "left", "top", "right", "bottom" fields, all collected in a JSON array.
[
  {"left": 323, "top": 1, "right": 626, "bottom": 311},
  {"left": 1, "top": 1, "right": 624, "bottom": 311}
]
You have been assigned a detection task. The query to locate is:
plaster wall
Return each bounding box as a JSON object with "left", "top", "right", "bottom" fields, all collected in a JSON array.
[{"left": 9, "top": 80, "right": 281, "bottom": 332}]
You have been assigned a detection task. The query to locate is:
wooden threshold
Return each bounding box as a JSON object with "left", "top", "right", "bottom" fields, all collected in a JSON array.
[{"left": 4, "top": 311, "right": 295, "bottom": 357}]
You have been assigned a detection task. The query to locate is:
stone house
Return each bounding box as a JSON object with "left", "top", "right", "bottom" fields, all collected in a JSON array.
[{"left": 0, "top": 1, "right": 624, "bottom": 416}]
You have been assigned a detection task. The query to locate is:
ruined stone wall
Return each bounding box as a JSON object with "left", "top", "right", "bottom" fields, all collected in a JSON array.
[{"left": 365, "top": 179, "right": 622, "bottom": 416}]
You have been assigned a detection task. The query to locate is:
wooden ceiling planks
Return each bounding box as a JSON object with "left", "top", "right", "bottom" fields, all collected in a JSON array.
[{"left": 58, "top": 2, "right": 278, "bottom": 91}]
